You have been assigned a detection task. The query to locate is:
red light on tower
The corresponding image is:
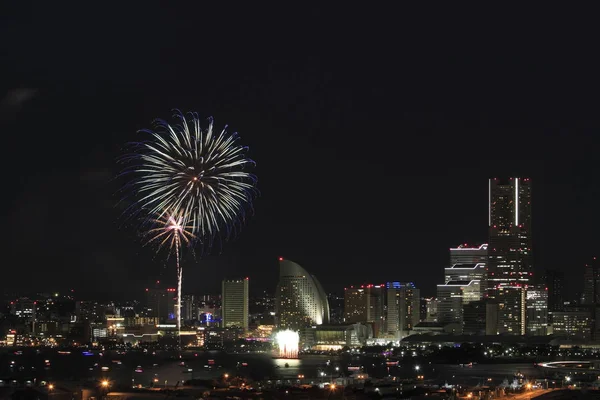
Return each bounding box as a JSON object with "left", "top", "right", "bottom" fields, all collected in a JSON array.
[
  {"left": 245, "top": 277, "right": 249, "bottom": 280},
  {"left": 278, "top": 257, "right": 284, "bottom": 261}
]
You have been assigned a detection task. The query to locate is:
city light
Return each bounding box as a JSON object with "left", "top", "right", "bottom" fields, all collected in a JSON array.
[
  {"left": 101, "top": 380, "right": 109, "bottom": 387},
  {"left": 274, "top": 330, "right": 299, "bottom": 359},
  {"left": 48, "top": 384, "right": 54, "bottom": 390}
]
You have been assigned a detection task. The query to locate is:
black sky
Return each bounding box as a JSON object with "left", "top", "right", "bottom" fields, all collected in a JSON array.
[{"left": 1, "top": 4, "right": 599, "bottom": 300}]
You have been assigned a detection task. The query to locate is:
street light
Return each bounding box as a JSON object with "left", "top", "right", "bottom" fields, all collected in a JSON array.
[
  {"left": 48, "top": 384, "right": 54, "bottom": 390},
  {"left": 415, "top": 365, "right": 420, "bottom": 371},
  {"left": 101, "top": 380, "right": 109, "bottom": 388}
]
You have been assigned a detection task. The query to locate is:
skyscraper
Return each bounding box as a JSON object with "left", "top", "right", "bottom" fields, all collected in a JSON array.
[
  {"left": 488, "top": 178, "right": 533, "bottom": 290},
  {"left": 275, "top": 258, "right": 330, "bottom": 331},
  {"left": 385, "top": 282, "right": 420, "bottom": 339},
  {"left": 344, "top": 285, "right": 385, "bottom": 337},
  {"left": 526, "top": 285, "right": 548, "bottom": 336},
  {"left": 542, "top": 269, "right": 564, "bottom": 312},
  {"left": 145, "top": 284, "right": 176, "bottom": 322},
  {"left": 496, "top": 284, "right": 527, "bottom": 335},
  {"left": 222, "top": 278, "right": 249, "bottom": 330},
  {"left": 436, "top": 280, "right": 480, "bottom": 327},
  {"left": 582, "top": 257, "right": 600, "bottom": 305}
]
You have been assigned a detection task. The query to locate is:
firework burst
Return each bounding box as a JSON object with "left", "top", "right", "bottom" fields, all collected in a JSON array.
[
  {"left": 120, "top": 110, "right": 257, "bottom": 249},
  {"left": 119, "top": 110, "right": 257, "bottom": 344}
]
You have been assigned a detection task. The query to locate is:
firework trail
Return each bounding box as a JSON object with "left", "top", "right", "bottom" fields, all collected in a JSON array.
[
  {"left": 145, "top": 211, "right": 195, "bottom": 339},
  {"left": 120, "top": 110, "right": 257, "bottom": 342}
]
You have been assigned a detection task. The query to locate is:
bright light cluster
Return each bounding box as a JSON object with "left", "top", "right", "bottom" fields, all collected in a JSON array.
[{"left": 274, "top": 330, "right": 299, "bottom": 359}]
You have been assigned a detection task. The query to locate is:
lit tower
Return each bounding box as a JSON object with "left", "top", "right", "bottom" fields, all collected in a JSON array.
[
  {"left": 275, "top": 258, "right": 330, "bottom": 331},
  {"left": 487, "top": 178, "right": 533, "bottom": 291}
]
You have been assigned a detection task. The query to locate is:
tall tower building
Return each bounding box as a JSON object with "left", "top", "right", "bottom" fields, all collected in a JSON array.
[
  {"left": 145, "top": 283, "right": 176, "bottom": 322},
  {"left": 526, "top": 285, "right": 548, "bottom": 336},
  {"left": 385, "top": 282, "right": 420, "bottom": 339},
  {"left": 275, "top": 258, "right": 330, "bottom": 331},
  {"left": 496, "top": 284, "right": 527, "bottom": 335},
  {"left": 344, "top": 285, "right": 385, "bottom": 337},
  {"left": 488, "top": 178, "right": 533, "bottom": 290},
  {"left": 542, "top": 269, "right": 564, "bottom": 312},
  {"left": 583, "top": 257, "right": 600, "bottom": 305},
  {"left": 222, "top": 278, "right": 249, "bottom": 330},
  {"left": 344, "top": 287, "right": 367, "bottom": 323}
]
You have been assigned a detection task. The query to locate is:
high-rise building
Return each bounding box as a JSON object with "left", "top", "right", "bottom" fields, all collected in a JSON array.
[
  {"left": 583, "top": 258, "right": 600, "bottom": 305},
  {"left": 551, "top": 309, "right": 593, "bottom": 340},
  {"left": 386, "top": 282, "right": 420, "bottom": 339},
  {"left": 10, "top": 298, "right": 36, "bottom": 323},
  {"left": 463, "top": 300, "right": 487, "bottom": 335},
  {"left": 436, "top": 280, "right": 480, "bottom": 326},
  {"left": 181, "top": 294, "right": 197, "bottom": 322},
  {"left": 542, "top": 269, "right": 564, "bottom": 312},
  {"left": 423, "top": 297, "right": 439, "bottom": 322},
  {"left": 275, "top": 258, "right": 330, "bottom": 331},
  {"left": 488, "top": 178, "right": 533, "bottom": 290},
  {"left": 444, "top": 263, "right": 487, "bottom": 299},
  {"left": 496, "top": 284, "right": 526, "bottom": 335},
  {"left": 344, "top": 288, "right": 367, "bottom": 323},
  {"left": 145, "top": 285, "right": 176, "bottom": 322},
  {"left": 526, "top": 285, "right": 548, "bottom": 336},
  {"left": 344, "top": 285, "right": 385, "bottom": 336},
  {"left": 222, "top": 278, "right": 249, "bottom": 331},
  {"left": 450, "top": 243, "right": 488, "bottom": 265}
]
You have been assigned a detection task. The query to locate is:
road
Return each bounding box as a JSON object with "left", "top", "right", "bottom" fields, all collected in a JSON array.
[{"left": 508, "top": 389, "right": 554, "bottom": 400}]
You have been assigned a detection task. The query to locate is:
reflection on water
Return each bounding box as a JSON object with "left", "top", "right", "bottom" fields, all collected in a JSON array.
[
  {"left": 273, "top": 358, "right": 301, "bottom": 378},
  {"left": 0, "top": 350, "right": 544, "bottom": 389}
]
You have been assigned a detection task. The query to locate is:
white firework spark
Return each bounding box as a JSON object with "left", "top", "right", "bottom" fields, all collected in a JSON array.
[{"left": 121, "top": 110, "right": 257, "bottom": 249}]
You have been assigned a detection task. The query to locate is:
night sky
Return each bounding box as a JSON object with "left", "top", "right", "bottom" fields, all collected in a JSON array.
[{"left": 2, "top": 5, "right": 599, "bottom": 300}]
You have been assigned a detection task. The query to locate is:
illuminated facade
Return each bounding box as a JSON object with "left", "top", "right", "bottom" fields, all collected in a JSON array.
[
  {"left": 275, "top": 258, "right": 330, "bottom": 331},
  {"left": 436, "top": 280, "right": 480, "bottom": 327},
  {"left": 386, "top": 282, "right": 420, "bottom": 338},
  {"left": 551, "top": 309, "right": 593, "bottom": 340},
  {"left": 145, "top": 285, "right": 176, "bottom": 322},
  {"left": 543, "top": 269, "right": 564, "bottom": 312},
  {"left": 344, "top": 285, "right": 384, "bottom": 337},
  {"left": 526, "top": 285, "right": 548, "bottom": 336},
  {"left": 444, "top": 263, "right": 486, "bottom": 299},
  {"left": 488, "top": 178, "right": 533, "bottom": 290},
  {"left": 450, "top": 243, "right": 488, "bottom": 265},
  {"left": 582, "top": 257, "right": 600, "bottom": 305},
  {"left": 423, "top": 297, "right": 439, "bottom": 322},
  {"left": 222, "top": 278, "right": 249, "bottom": 330},
  {"left": 496, "top": 284, "right": 526, "bottom": 335},
  {"left": 10, "top": 298, "right": 36, "bottom": 323}
]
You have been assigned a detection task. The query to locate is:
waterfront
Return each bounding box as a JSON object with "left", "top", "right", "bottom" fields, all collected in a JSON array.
[{"left": 0, "top": 348, "right": 547, "bottom": 389}]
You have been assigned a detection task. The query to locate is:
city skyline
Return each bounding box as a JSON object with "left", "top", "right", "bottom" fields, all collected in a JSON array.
[{"left": 2, "top": 4, "right": 600, "bottom": 302}]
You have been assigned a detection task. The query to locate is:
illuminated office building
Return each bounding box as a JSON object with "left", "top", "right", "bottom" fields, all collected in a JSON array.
[
  {"left": 344, "top": 284, "right": 385, "bottom": 336},
  {"left": 222, "top": 278, "right": 249, "bottom": 331},
  {"left": 450, "top": 243, "right": 488, "bottom": 265},
  {"left": 583, "top": 257, "right": 600, "bottom": 305},
  {"left": 496, "top": 284, "right": 527, "bottom": 335},
  {"left": 488, "top": 178, "right": 533, "bottom": 290},
  {"left": 526, "top": 285, "right": 548, "bottom": 336},
  {"left": 385, "top": 282, "right": 420, "bottom": 338}
]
